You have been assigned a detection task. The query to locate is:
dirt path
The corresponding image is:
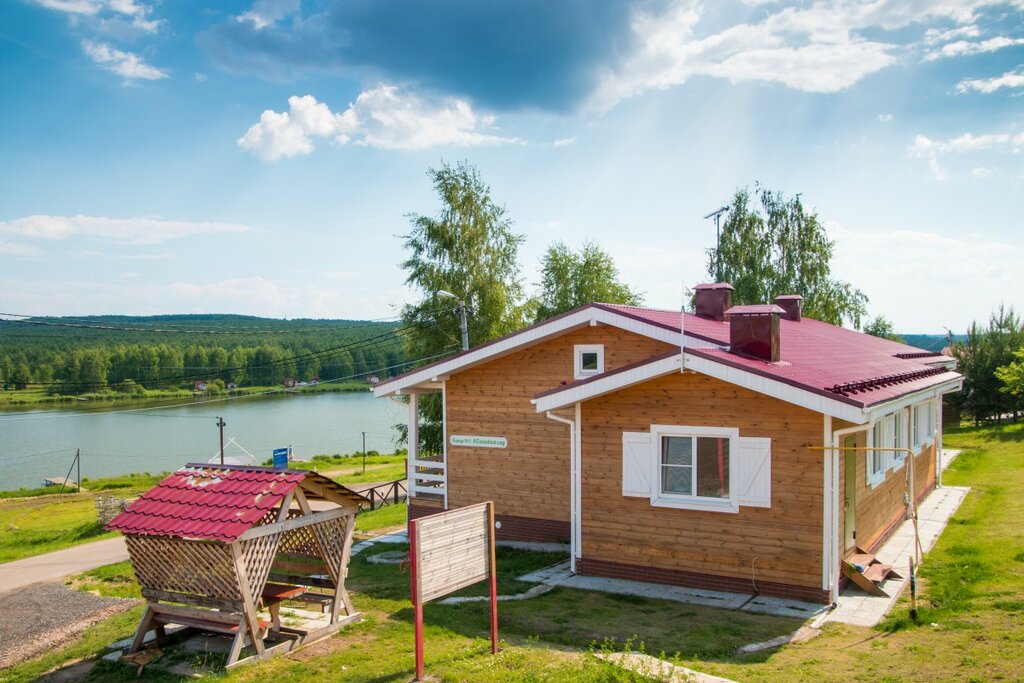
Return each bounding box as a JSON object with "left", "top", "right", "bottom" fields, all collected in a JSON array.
[
  {"left": 0, "top": 537, "right": 128, "bottom": 595},
  {"left": 0, "top": 581, "right": 138, "bottom": 668}
]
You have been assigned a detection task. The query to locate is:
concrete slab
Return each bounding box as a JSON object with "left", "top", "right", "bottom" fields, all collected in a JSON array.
[
  {"left": 518, "top": 562, "right": 825, "bottom": 619},
  {"left": 821, "top": 484, "right": 970, "bottom": 627},
  {"left": 597, "top": 652, "right": 738, "bottom": 683},
  {"left": 350, "top": 531, "right": 407, "bottom": 556}
]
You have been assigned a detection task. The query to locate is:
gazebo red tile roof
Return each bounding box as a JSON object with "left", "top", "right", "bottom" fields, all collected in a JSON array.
[{"left": 107, "top": 464, "right": 324, "bottom": 543}]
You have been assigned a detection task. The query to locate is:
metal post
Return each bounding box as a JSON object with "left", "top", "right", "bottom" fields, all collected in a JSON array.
[
  {"left": 410, "top": 519, "right": 424, "bottom": 680},
  {"left": 458, "top": 301, "right": 469, "bottom": 352},
  {"left": 362, "top": 431, "right": 367, "bottom": 474},
  {"left": 488, "top": 501, "right": 499, "bottom": 654},
  {"left": 217, "top": 417, "right": 226, "bottom": 465},
  {"left": 76, "top": 447, "right": 81, "bottom": 492}
]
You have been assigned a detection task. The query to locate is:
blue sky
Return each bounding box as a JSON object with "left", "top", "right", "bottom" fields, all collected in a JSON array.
[{"left": 1, "top": 0, "right": 1022, "bottom": 332}]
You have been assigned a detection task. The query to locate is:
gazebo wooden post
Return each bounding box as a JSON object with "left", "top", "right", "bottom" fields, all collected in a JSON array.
[
  {"left": 230, "top": 541, "right": 266, "bottom": 659},
  {"left": 332, "top": 511, "right": 357, "bottom": 621}
]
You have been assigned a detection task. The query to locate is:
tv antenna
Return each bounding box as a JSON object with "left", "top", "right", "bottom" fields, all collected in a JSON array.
[{"left": 703, "top": 205, "right": 729, "bottom": 281}]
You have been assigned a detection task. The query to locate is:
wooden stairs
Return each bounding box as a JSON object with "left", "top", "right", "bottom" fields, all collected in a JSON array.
[{"left": 843, "top": 549, "right": 903, "bottom": 597}]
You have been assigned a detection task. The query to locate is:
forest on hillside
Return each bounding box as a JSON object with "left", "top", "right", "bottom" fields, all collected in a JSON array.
[{"left": 0, "top": 314, "right": 415, "bottom": 393}]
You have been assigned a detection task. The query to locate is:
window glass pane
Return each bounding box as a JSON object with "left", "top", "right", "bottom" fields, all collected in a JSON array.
[
  {"left": 580, "top": 352, "right": 599, "bottom": 371},
  {"left": 696, "top": 437, "right": 730, "bottom": 498},
  {"left": 661, "top": 437, "right": 692, "bottom": 466},
  {"left": 872, "top": 423, "right": 883, "bottom": 474},
  {"left": 663, "top": 466, "right": 692, "bottom": 494}
]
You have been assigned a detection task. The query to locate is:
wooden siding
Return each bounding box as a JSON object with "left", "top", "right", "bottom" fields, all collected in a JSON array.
[
  {"left": 837, "top": 426, "right": 937, "bottom": 560},
  {"left": 580, "top": 371, "right": 826, "bottom": 592},
  {"left": 444, "top": 325, "right": 674, "bottom": 523}
]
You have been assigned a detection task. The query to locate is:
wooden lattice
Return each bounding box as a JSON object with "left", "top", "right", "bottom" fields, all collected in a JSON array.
[
  {"left": 240, "top": 532, "right": 281, "bottom": 600},
  {"left": 126, "top": 535, "right": 242, "bottom": 602},
  {"left": 310, "top": 515, "right": 349, "bottom": 585}
]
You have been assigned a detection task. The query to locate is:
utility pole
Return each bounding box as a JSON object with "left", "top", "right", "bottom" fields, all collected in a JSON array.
[
  {"left": 217, "top": 417, "right": 226, "bottom": 465},
  {"left": 76, "top": 447, "right": 81, "bottom": 492},
  {"left": 437, "top": 290, "right": 470, "bottom": 351},
  {"left": 362, "top": 431, "right": 367, "bottom": 474},
  {"left": 703, "top": 206, "right": 730, "bottom": 281}
]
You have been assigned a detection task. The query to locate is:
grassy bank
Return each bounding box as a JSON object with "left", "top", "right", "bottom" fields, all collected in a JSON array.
[
  {"left": 4, "top": 423, "right": 1022, "bottom": 682},
  {"left": 0, "top": 381, "right": 371, "bottom": 408},
  {"left": 0, "top": 454, "right": 408, "bottom": 563}
]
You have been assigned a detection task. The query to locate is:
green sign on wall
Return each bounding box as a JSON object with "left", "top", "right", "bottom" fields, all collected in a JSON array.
[{"left": 450, "top": 434, "right": 508, "bottom": 449}]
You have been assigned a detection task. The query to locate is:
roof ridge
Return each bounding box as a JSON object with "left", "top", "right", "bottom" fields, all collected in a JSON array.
[{"left": 825, "top": 366, "right": 948, "bottom": 396}]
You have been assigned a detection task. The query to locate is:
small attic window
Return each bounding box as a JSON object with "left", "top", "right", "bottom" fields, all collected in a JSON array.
[{"left": 574, "top": 344, "right": 604, "bottom": 379}]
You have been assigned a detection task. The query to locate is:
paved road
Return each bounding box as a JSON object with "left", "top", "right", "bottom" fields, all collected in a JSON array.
[{"left": 0, "top": 537, "right": 129, "bottom": 595}]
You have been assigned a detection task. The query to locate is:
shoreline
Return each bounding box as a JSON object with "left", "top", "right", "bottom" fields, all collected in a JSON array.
[{"left": 0, "top": 381, "right": 373, "bottom": 412}]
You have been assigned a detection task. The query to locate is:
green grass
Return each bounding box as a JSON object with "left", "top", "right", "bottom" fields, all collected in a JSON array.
[
  {"left": 0, "top": 493, "right": 115, "bottom": 563},
  {"left": 355, "top": 502, "right": 408, "bottom": 533},
  {"left": 13, "top": 423, "right": 1022, "bottom": 682}
]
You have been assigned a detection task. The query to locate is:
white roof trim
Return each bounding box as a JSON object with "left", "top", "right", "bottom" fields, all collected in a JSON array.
[
  {"left": 862, "top": 376, "right": 963, "bottom": 421},
  {"left": 532, "top": 354, "right": 683, "bottom": 413},
  {"left": 535, "top": 351, "right": 870, "bottom": 424},
  {"left": 373, "top": 306, "right": 718, "bottom": 397}
]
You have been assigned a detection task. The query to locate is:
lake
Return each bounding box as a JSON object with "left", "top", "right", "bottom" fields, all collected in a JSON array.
[{"left": 0, "top": 391, "right": 407, "bottom": 491}]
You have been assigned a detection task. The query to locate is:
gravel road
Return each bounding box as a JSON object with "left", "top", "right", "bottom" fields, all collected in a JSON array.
[{"left": 0, "top": 581, "right": 138, "bottom": 669}]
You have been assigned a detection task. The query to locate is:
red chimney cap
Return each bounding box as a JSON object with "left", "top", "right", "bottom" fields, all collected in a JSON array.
[
  {"left": 725, "top": 304, "right": 786, "bottom": 316},
  {"left": 775, "top": 294, "right": 803, "bottom": 301},
  {"left": 694, "top": 282, "right": 734, "bottom": 291}
]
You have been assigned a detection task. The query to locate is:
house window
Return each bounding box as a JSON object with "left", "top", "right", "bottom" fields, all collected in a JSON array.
[
  {"left": 574, "top": 344, "right": 604, "bottom": 379},
  {"left": 911, "top": 400, "right": 936, "bottom": 452},
  {"left": 869, "top": 418, "right": 889, "bottom": 487},
  {"left": 911, "top": 404, "right": 921, "bottom": 450},
  {"left": 891, "top": 411, "right": 907, "bottom": 469},
  {"left": 651, "top": 426, "right": 739, "bottom": 512}
]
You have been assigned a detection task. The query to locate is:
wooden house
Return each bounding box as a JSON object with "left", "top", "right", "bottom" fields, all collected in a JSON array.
[{"left": 373, "top": 285, "right": 961, "bottom": 604}]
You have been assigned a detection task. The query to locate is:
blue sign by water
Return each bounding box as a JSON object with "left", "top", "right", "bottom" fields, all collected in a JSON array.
[{"left": 272, "top": 447, "right": 289, "bottom": 469}]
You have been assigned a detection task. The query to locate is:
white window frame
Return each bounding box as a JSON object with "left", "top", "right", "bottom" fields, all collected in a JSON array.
[
  {"left": 650, "top": 425, "right": 739, "bottom": 513},
  {"left": 868, "top": 418, "right": 889, "bottom": 488},
  {"left": 574, "top": 344, "right": 604, "bottom": 379},
  {"left": 911, "top": 403, "right": 922, "bottom": 451},
  {"left": 890, "top": 410, "right": 907, "bottom": 471}
]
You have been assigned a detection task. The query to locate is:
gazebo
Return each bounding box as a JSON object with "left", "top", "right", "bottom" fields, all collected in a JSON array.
[{"left": 106, "top": 463, "right": 369, "bottom": 668}]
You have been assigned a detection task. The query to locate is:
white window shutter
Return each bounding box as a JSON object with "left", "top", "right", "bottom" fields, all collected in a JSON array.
[
  {"left": 736, "top": 436, "right": 771, "bottom": 508},
  {"left": 622, "top": 431, "right": 652, "bottom": 498}
]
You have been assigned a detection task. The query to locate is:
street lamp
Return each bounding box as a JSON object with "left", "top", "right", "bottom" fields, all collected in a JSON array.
[{"left": 437, "top": 290, "right": 469, "bottom": 352}]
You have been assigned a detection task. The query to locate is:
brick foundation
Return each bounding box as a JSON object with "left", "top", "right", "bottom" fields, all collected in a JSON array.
[
  {"left": 407, "top": 501, "right": 569, "bottom": 544},
  {"left": 577, "top": 557, "right": 831, "bottom": 604}
]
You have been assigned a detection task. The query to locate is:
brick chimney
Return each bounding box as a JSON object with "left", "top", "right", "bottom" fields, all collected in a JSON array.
[
  {"left": 726, "top": 304, "right": 784, "bottom": 362},
  {"left": 693, "top": 283, "right": 734, "bottom": 321},
  {"left": 774, "top": 295, "right": 803, "bottom": 322}
]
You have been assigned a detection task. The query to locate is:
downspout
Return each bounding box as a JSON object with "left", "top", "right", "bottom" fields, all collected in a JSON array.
[
  {"left": 545, "top": 410, "right": 578, "bottom": 573},
  {"left": 828, "top": 421, "right": 870, "bottom": 605}
]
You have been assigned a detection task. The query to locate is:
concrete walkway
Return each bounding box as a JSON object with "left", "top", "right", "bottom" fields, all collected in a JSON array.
[{"left": 0, "top": 537, "right": 128, "bottom": 595}]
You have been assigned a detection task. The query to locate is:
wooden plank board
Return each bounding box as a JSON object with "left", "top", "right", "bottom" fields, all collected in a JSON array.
[{"left": 412, "top": 502, "right": 492, "bottom": 603}]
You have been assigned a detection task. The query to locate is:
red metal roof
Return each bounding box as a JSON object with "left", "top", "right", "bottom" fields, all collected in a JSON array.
[
  {"left": 599, "top": 304, "right": 960, "bottom": 408},
  {"left": 105, "top": 464, "right": 308, "bottom": 542}
]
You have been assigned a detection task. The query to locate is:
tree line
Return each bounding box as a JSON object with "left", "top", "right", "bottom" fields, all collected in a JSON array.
[
  {"left": 0, "top": 317, "right": 408, "bottom": 394},
  {"left": 951, "top": 306, "right": 1024, "bottom": 424}
]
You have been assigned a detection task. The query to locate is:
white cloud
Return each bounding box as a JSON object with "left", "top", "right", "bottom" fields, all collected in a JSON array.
[
  {"left": 553, "top": 136, "right": 577, "bottom": 147},
  {"left": 0, "top": 215, "right": 255, "bottom": 245},
  {"left": 0, "top": 239, "right": 42, "bottom": 257},
  {"left": 832, "top": 225, "right": 1024, "bottom": 331},
  {"left": 971, "top": 166, "right": 993, "bottom": 177},
  {"left": 34, "top": 0, "right": 159, "bottom": 32},
  {"left": 909, "top": 129, "right": 1024, "bottom": 180},
  {"left": 590, "top": 0, "right": 1024, "bottom": 108},
  {"left": 957, "top": 69, "right": 1024, "bottom": 93},
  {"left": 924, "top": 36, "right": 1024, "bottom": 60},
  {"left": 878, "top": 113, "right": 893, "bottom": 122},
  {"left": 238, "top": 87, "right": 523, "bottom": 161},
  {"left": 82, "top": 41, "right": 167, "bottom": 80},
  {"left": 238, "top": 0, "right": 300, "bottom": 30}
]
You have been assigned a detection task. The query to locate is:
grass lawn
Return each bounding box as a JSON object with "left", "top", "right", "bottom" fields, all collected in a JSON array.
[{"left": 5, "top": 422, "right": 1021, "bottom": 682}]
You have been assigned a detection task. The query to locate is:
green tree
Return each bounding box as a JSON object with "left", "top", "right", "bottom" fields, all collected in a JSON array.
[
  {"left": 863, "top": 316, "right": 903, "bottom": 343},
  {"left": 953, "top": 306, "right": 1024, "bottom": 423},
  {"left": 399, "top": 161, "right": 526, "bottom": 452},
  {"left": 995, "top": 348, "right": 1024, "bottom": 402},
  {"left": 532, "top": 241, "right": 642, "bottom": 322},
  {"left": 707, "top": 184, "right": 868, "bottom": 327}
]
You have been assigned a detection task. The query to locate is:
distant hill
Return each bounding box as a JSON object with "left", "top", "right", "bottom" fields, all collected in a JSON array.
[{"left": 901, "top": 334, "right": 966, "bottom": 352}]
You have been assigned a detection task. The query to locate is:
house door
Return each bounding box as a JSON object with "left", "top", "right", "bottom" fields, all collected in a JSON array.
[{"left": 843, "top": 435, "right": 857, "bottom": 553}]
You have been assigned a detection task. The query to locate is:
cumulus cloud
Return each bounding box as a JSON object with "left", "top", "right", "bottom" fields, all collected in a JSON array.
[
  {"left": 0, "top": 215, "right": 255, "bottom": 245},
  {"left": 82, "top": 40, "right": 167, "bottom": 80},
  {"left": 924, "top": 35, "right": 1024, "bottom": 60},
  {"left": 238, "top": 0, "right": 301, "bottom": 30},
  {"left": 552, "top": 136, "right": 577, "bottom": 147},
  {"left": 909, "top": 129, "right": 1024, "bottom": 179},
  {"left": 34, "top": 0, "right": 160, "bottom": 33},
  {"left": 957, "top": 69, "right": 1024, "bottom": 93},
  {"left": 237, "top": 87, "right": 523, "bottom": 160}
]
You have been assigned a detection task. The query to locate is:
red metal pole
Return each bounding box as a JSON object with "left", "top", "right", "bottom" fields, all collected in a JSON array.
[
  {"left": 488, "top": 501, "right": 499, "bottom": 654},
  {"left": 410, "top": 519, "right": 424, "bottom": 680}
]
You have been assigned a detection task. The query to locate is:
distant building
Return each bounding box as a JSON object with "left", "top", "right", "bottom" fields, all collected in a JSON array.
[
  {"left": 366, "top": 375, "right": 381, "bottom": 385},
  {"left": 226, "top": 382, "right": 237, "bottom": 390},
  {"left": 193, "top": 380, "right": 209, "bottom": 392},
  {"left": 283, "top": 377, "right": 298, "bottom": 388},
  {"left": 310, "top": 376, "right": 320, "bottom": 385}
]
